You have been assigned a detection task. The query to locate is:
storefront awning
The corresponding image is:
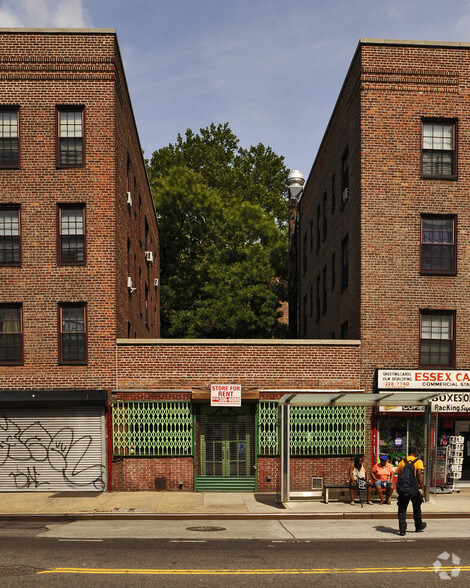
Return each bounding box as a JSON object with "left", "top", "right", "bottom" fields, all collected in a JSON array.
[{"left": 277, "top": 391, "right": 437, "bottom": 407}]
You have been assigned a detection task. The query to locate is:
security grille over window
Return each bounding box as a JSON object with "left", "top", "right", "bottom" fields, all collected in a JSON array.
[
  {"left": 112, "top": 401, "right": 192, "bottom": 456},
  {"left": 258, "top": 401, "right": 279, "bottom": 455},
  {"left": 289, "top": 405, "right": 365, "bottom": 456}
]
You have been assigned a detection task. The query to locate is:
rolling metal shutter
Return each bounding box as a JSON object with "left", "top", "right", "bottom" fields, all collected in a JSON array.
[{"left": 0, "top": 407, "right": 106, "bottom": 492}]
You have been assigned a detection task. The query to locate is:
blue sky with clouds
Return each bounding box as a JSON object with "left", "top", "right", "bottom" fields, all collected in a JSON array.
[{"left": 2, "top": 0, "right": 470, "bottom": 176}]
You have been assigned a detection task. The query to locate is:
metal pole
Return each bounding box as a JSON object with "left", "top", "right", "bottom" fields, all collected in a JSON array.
[
  {"left": 424, "top": 403, "right": 432, "bottom": 502},
  {"left": 280, "top": 404, "right": 290, "bottom": 503}
]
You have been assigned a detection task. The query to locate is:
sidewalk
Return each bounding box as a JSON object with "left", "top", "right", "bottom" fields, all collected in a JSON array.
[{"left": 1, "top": 488, "right": 469, "bottom": 520}]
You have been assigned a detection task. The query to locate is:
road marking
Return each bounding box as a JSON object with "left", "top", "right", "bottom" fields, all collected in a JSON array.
[
  {"left": 38, "top": 565, "right": 470, "bottom": 576},
  {"left": 58, "top": 539, "right": 104, "bottom": 543},
  {"left": 169, "top": 540, "right": 207, "bottom": 543}
]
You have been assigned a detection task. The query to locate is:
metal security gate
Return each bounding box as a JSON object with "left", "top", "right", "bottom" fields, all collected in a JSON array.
[
  {"left": 0, "top": 407, "right": 106, "bottom": 491},
  {"left": 195, "top": 405, "right": 256, "bottom": 491}
]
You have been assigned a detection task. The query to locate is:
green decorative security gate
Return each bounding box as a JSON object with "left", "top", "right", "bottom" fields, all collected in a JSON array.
[{"left": 195, "top": 405, "right": 256, "bottom": 491}]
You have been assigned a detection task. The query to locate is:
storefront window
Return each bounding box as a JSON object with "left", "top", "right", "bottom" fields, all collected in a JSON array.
[{"left": 377, "top": 417, "right": 425, "bottom": 466}]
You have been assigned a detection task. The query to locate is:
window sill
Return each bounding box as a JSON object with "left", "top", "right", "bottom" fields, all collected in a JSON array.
[
  {"left": 420, "top": 271, "right": 456, "bottom": 276},
  {"left": 421, "top": 174, "right": 457, "bottom": 181}
]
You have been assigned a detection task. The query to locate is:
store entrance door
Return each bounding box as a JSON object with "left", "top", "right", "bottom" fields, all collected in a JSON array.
[
  {"left": 454, "top": 421, "right": 470, "bottom": 482},
  {"left": 195, "top": 405, "right": 256, "bottom": 491}
]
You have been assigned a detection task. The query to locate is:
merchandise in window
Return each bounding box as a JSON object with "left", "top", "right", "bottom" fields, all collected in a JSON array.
[
  {"left": 0, "top": 206, "right": 20, "bottom": 265},
  {"left": 422, "top": 121, "right": 456, "bottom": 177},
  {"left": 420, "top": 311, "right": 454, "bottom": 367},
  {"left": 0, "top": 304, "right": 22, "bottom": 364},
  {"left": 59, "top": 205, "right": 85, "bottom": 264},
  {"left": 421, "top": 215, "right": 455, "bottom": 274},
  {"left": 0, "top": 108, "right": 19, "bottom": 167},
  {"left": 59, "top": 304, "right": 87, "bottom": 364},
  {"left": 57, "top": 108, "right": 84, "bottom": 167}
]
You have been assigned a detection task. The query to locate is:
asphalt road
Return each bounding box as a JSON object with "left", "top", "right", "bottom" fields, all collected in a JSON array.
[{"left": 0, "top": 520, "right": 468, "bottom": 587}]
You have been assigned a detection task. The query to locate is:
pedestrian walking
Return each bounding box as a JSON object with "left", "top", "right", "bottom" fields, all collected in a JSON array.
[{"left": 396, "top": 446, "right": 426, "bottom": 536}]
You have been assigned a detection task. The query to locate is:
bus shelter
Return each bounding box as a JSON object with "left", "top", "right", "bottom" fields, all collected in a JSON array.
[{"left": 277, "top": 391, "right": 437, "bottom": 503}]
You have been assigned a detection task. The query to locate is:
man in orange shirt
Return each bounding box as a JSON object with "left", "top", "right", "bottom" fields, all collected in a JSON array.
[{"left": 396, "top": 446, "right": 426, "bottom": 536}]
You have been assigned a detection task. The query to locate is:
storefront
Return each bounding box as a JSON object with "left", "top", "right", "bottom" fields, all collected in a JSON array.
[
  {"left": 376, "top": 370, "right": 470, "bottom": 485},
  {"left": 0, "top": 390, "right": 107, "bottom": 492}
]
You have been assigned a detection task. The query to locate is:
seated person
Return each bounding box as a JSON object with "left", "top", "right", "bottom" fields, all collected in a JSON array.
[
  {"left": 348, "top": 454, "right": 370, "bottom": 504},
  {"left": 370, "top": 454, "right": 395, "bottom": 504}
]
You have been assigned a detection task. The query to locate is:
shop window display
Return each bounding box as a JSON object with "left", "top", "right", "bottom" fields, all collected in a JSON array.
[{"left": 378, "top": 417, "right": 425, "bottom": 466}]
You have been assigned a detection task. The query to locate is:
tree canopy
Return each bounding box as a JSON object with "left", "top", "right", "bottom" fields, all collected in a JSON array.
[{"left": 147, "top": 123, "right": 289, "bottom": 338}]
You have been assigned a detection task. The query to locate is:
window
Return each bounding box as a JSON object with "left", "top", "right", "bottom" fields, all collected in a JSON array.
[
  {"left": 421, "top": 215, "right": 455, "bottom": 274},
  {"left": 341, "top": 148, "right": 349, "bottom": 195},
  {"left": 316, "top": 205, "right": 321, "bottom": 251},
  {"left": 58, "top": 205, "right": 85, "bottom": 264},
  {"left": 331, "top": 252, "right": 336, "bottom": 290},
  {"left": 322, "top": 266, "right": 327, "bottom": 314},
  {"left": 57, "top": 107, "right": 84, "bottom": 167},
  {"left": 59, "top": 303, "right": 87, "bottom": 364},
  {"left": 341, "top": 235, "right": 349, "bottom": 290},
  {"left": 331, "top": 174, "right": 336, "bottom": 212},
  {"left": 0, "top": 206, "right": 20, "bottom": 265},
  {"left": 316, "top": 275, "right": 320, "bottom": 321},
  {"left": 0, "top": 304, "right": 22, "bottom": 364},
  {"left": 422, "top": 120, "right": 456, "bottom": 178},
  {"left": 420, "top": 311, "right": 455, "bottom": 367},
  {"left": 0, "top": 107, "right": 19, "bottom": 167},
  {"left": 303, "top": 233, "right": 307, "bottom": 275}
]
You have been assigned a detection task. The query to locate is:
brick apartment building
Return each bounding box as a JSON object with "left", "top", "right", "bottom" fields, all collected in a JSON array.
[
  {"left": 0, "top": 28, "right": 365, "bottom": 495},
  {"left": 294, "top": 39, "right": 470, "bottom": 484},
  {"left": 0, "top": 29, "right": 160, "bottom": 491}
]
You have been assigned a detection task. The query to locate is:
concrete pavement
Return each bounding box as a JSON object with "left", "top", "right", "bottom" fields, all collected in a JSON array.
[{"left": 0, "top": 487, "right": 469, "bottom": 520}]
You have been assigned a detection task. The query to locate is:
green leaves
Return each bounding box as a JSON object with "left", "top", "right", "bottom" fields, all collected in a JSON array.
[{"left": 148, "top": 123, "right": 289, "bottom": 338}]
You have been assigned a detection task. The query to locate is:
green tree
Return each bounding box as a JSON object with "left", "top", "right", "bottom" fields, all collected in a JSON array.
[{"left": 148, "top": 123, "right": 289, "bottom": 338}]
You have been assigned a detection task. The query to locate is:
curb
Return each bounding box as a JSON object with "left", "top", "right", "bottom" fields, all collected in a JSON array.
[{"left": 0, "top": 512, "right": 469, "bottom": 521}]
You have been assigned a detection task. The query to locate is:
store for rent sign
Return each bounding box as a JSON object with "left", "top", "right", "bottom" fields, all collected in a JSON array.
[
  {"left": 210, "top": 384, "right": 241, "bottom": 407},
  {"left": 378, "top": 369, "right": 470, "bottom": 412}
]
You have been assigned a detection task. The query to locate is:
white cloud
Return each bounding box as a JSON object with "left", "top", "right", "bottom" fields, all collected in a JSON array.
[{"left": 0, "top": 0, "right": 90, "bottom": 28}]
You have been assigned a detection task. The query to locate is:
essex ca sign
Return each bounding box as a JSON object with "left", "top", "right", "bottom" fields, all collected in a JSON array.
[{"left": 378, "top": 369, "right": 470, "bottom": 412}]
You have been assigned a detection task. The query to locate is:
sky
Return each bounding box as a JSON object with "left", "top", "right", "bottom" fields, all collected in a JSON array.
[{"left": 2, "top": 0, "right": 470, "bottom": 177}]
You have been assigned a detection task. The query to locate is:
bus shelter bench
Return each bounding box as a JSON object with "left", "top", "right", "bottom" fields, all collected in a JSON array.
[{"left": 324, "top": 484, "right": 350, "bottom": 503}]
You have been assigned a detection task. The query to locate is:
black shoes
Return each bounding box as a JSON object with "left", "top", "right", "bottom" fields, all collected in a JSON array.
[
  {"left": 399, "top": 529, "right": 406, "bottom": 536},
  {"left": 415, "top": 522, "right": 427, "bottom": 532}
]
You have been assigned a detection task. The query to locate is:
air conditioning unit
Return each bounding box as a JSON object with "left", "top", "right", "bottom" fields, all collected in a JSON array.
[
  {"left": 127, "top": 191, "right": 132, "bottom": 206},
  {"left": 154, "top": 278, "right": 159, "bottom": 287},
  {"left": 127, "top": 276, "right": 133, "bottom": 289},
  {"left": 342, "top": 188, "right": 349, "bottom": 204},
  {"left": 145, "top": 251, "right": 154, "bottom": 263}
]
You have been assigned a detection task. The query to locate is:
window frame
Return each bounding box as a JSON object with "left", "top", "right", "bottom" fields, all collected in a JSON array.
[
  {"left": 58, "top": 302, "right": 87, "bottom": 365},
  {"left": 0, "top": 303, "right": 23, "bottom": 365},
  {"left": 57, "top": 204, "right": 86, "bottom": 265},
  {"left": 421, "top": 119, "right": 457, "bottom": 179},
  {"left": 0, "top": 205, "right": 21, "bottom": 266},
  {"left": 419, "top": 310, "right": 455, "bottom": 368},
  {"left": 0, "top": 106, "right": 20, "bottom": 168},
  {"left": 420, "top": 214, "right": 456, "bottom": 275},
  {"left": 56, "top": 106, "right": 85, "bottom": 168}
]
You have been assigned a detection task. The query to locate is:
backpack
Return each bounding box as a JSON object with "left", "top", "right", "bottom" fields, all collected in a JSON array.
[{"left": 396, "top": 457, "right": 420, "bottom": 496}]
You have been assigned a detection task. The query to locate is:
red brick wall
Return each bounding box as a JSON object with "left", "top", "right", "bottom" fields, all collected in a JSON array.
[
  {"left": 0, "top": 30, "right": 159, "bottom": 393},
  {"left": 113, "top": 339, "right": 363, "bottom": 491},
  {"left": 111, "top": 457, "right": 193, "bottom": 491},
  {"left": 116, "top": 339, "right": 361, "bottom": 391}
]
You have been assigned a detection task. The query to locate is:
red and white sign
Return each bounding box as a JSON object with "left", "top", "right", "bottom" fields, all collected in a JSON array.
[
  {"left": 211, "top": 384, "right": 241, "bottom": 407},
  {"left": 378, "top": 369, "right": 470, "bottom": 413},
  {"left": 378, "top": 369, "right": 470, "bottom": 390}
]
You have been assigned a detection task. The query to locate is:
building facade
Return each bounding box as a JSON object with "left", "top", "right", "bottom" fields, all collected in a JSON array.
[
  {"left": 0, "top": 29, "right": 160, "bottom": 491},
  {"left": 295, "top": 39, "right": 470, "bottom": 483}
]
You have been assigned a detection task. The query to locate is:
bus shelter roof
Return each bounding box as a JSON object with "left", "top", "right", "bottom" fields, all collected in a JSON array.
[{"left": 277, "top": 391, "right": 437, "bottom": 407}]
